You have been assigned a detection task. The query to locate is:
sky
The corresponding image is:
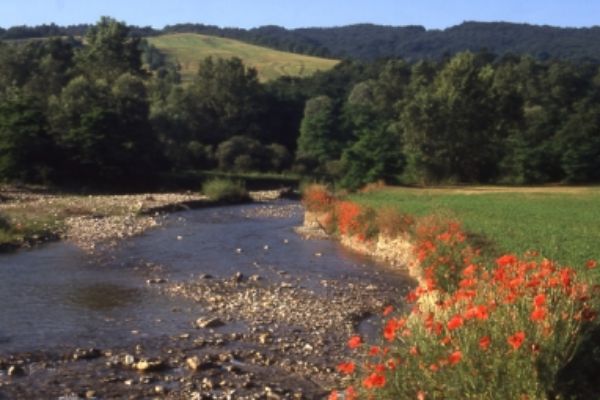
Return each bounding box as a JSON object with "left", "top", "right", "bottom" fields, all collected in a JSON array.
[{"left": 1, "top": 0, "right": 599, "bottom": 30}]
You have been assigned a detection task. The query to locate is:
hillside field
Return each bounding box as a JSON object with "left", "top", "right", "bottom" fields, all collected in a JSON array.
[
  {"left": 148, "top": 33, "right": 339, "bottom": 82},
  {"left": 350, "top": 186, "right": 600, "bottom": 269}
]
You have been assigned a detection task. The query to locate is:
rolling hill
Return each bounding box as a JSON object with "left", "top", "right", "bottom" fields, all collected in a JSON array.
[{"left": 147, "top": 33, "right": 339, "bottom": 82}]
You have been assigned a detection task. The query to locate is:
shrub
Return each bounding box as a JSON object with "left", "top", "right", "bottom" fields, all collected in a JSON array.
[
  {"left": 376, "top": 207, "right": 414, "bottom": 237},
  {"left": 201, "top": 179, "right": 249, "bottom": 203},
  {"left": 333, "top": 251, "right": 600, "bottom": 400},
  {"left": 336, "top": 201, "right": 379, "bottom": 241},
  {"left": 215, "top": 136, "right": 269, "bottom": 172},
  {"left": 0, "top": 212, "right": 10, "bottom": 232},
  {"left": 301, "top": 184, "right": 334, "bottom": 213}
]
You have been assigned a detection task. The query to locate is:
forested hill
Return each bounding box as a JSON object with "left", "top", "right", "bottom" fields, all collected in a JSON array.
[
  {"left": 2, "top": 21, "right": 600, "bottom": 61},
  {"left": 290, "top": 22, "right": 600, "bottom": 61}
]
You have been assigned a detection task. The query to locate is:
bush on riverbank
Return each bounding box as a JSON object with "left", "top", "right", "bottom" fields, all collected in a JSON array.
[
  {"left": 0, "top": 213, "right": 11, "bottom": 243},
  {"left": 300, "top": 185, "right": 600, "bottom": 399},
  {"left": 334, "top": 253, "right": 599, "bottom": 399},
  {"left": 202, "top": 179, "right": 249, "bottom": 203}
]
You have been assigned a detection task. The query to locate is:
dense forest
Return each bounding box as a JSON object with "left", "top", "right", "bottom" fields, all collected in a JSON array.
[
  {"left": 3, "top": 21, "right": 600, "bottom": 61},
  {"left": 1, "top": 17, "right": 600, "bottom": 189}
]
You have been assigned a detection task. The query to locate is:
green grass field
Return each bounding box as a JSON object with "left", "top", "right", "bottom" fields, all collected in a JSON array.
[
  {"left": 350, "top": 186, "right": 600, "bottom": 269},
  {"left": 148, "top": 33, "right": 339, "bottom": 82}
]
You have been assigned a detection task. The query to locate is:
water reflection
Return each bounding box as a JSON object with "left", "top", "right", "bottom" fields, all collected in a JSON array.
[{"left": 64, "top": 283, "right": 139, "bottom": 311}]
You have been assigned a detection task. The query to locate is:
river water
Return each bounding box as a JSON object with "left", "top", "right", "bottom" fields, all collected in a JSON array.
[{"left": 0, "top": 201, "right": 410, "bottom": 354}]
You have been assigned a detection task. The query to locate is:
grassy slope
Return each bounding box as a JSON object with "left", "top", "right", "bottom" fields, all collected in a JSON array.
[
  {"left": 350, "top": 186, "right": 600, "bottom": 269},
  {"left": 148, "top": 33, "right": 339, "bottom": 82}
]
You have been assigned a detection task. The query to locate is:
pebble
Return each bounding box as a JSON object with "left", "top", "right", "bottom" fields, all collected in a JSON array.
[
  {"left": 7, "top": 365, "right": 24, "bottom": 376},
  {"left": 195, "top": 317, "right": 225, "bottom": 329}
]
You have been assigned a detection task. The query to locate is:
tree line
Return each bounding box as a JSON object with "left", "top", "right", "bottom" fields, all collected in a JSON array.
[
  {"left": 1, "top": 17, "right": 599, "bottom": 189},
  {"left": 4, "top": 21, "right": 600, "bottom": 62},
  {"left": 298, "top": 52, "right": 600, "bottom": 188}
]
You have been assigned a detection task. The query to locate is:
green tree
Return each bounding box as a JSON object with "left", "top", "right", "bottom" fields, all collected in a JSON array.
[
  {"left": 215, "top": 136, "right": 269, "bottom": 172},
  {"left": 49, "top": 74, "right": 159, "bottom": 182},
  {"left": 0, "top": 90, "right": 53, "bottom": 182},
  {"left": 402, "top": 52, "right": 501, "bottom": 183},
  {"left": 188, "top": 57, "right": 265, "bottom": 144},
  {"left": 339, "top": 78, "right": 404, "bottom": 189},
  {"left": 296, "top": 95, "right": 340, "bottom": 167},
  {"left": 74, "top": 17, "right": 143, "bottom": 82},
  {"left": 557, "top": 101, "right": 600, "bottom": 182}
]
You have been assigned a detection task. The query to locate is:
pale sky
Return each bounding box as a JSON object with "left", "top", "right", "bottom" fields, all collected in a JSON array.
[{"left": 1, "top": 0, "right": 599, "bottom": 30}]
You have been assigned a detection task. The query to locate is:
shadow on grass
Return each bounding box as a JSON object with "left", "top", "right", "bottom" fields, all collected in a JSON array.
[{"left": 555, "top": 324, "right": 600, "bottom": 399}]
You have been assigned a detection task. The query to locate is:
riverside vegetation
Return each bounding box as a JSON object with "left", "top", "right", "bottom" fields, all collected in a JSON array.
[
  {"left": 2, "top": 17, "right": 600, "bottom": 193},
  {"left": 302, "top": 184, "right": 600, "bottom": 399}
]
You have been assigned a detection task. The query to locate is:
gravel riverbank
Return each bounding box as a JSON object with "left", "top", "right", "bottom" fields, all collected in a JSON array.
[
  {"left": 0, "top": 188, "right": 284, "bottom": 253},
  {"left": 0, "top": 199, "right": 413, "bottom": 399}
]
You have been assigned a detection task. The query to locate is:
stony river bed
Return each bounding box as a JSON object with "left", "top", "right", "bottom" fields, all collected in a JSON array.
[{"left": 0, "top": 201, "right": 414, "bottom": 399}]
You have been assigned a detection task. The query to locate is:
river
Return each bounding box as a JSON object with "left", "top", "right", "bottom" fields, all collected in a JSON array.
[{"left": 0, "top": 201, "right": 412, "bottom": 398}]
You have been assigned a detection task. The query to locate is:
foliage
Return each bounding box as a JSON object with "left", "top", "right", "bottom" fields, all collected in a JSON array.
[
  {"left": 0, "top": 91, "right": 54, "bottom": 182},
  {"left": 3, "top": 17, "right": 600, "bottom": 189},
  {"left": 74, "top": 16, "right": 143, "bottom": 82},
  {"left": 7, "top": 21, "right": 600, "bottom": 63},
  {"left": 296, "top": 95, "right": 344, "bottom": 171},
  {"left": 201, "top": 178, "right": 249, "bottom": 203},
  {"left": 336, "top": 253, "right": 599, "bottom": 399},
  {"left": 301, "top": 184, "right": 334, "bottom": 213}
]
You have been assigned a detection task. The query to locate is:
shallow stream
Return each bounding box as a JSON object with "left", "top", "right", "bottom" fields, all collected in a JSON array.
[{"left": 0, "top": 201, "right": 410, "bottom": 354}]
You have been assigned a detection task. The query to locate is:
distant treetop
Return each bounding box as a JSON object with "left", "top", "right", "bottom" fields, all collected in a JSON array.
[{"left": 2, "top": 20, "right": 600, "bottom": 62}]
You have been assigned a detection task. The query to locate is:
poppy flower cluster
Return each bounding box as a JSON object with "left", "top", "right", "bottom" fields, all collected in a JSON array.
[
  {"left": 322, "top": 203, "right": 598, "bottom": 399},
  {"left": 300, "top": 188, "right": 598, "bottom": 399},
  {"left": 301, "top": 184, "right": 334, "bottom": 213},
  {"left": 335, "top": 249, "right": 599, "bottom": 398}
]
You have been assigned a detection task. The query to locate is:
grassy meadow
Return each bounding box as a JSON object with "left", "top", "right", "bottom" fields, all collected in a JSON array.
[
  {"left": 148, "top": 33, "right": 340, "bottom": 82},
  {"left": 350, "top": 186, "right": 600, "bottom": 269}
]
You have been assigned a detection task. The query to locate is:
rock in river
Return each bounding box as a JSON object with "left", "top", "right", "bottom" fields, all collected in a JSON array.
[{"left": 195, "top": 317, "right": 225, "bottom": 329}]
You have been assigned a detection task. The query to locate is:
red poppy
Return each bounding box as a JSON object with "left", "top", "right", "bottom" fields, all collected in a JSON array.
[
  {"left": 447, "top": 315, "right": 463, "bottom": 330},
  {"left": 459, "top": 278, "right": 477, "bottom": 288},
  {"left": 363, "top": 373, "right": 386, "bottom": 389},
  {"left": 531, "top": 307, "right": 547, "bottom": 322},
  {"left": 587, "top": 259, "right": 597, "bottom": 269},
  {"left": 533, "top": 294, "right": 546, "bottom": 307},
  {"left": 383, "top": 305, "right": 394, "bottom": 316},
  {"left": 448, "top": 350, "right": 462, "bottom": 365},
  {"left": 386, "top": 358, "right": 397, "bottom": 370},
  {"left": 345, "top": 387, "right": 357, "bottom": 400},
  {"left": 496, "top": 254, "right": 518, "bottom": 267},
  {"left": 560, "top": 268, "right": 573, "bottom": 288},
  {"left": 348, "top": 335, "right": 362, "bottom": 349},
  {"left": 462, "top": 264, "right": 477, "bottom": 277},
  {"left": 440, "top": 336, "right": 452, "bottom": 346},
  {"left": 507, "top": 331, "right": 526, "bottom": 350},
  {"left": 337, "top": 361, "right": 355, "bottom": 375},
  {"left": 369, "top": 346, "right": 381, "bottom": 356},
  {"left": 384, "top": 318, "right": 405, "bottom": 341},
  {"left": 479, "top": 335, "right": 491, "bottom": 350},
  {"left": 417, "top": 391, "right": 427, "bottom": 400},
  {"left": 328, "top": 391, "right": 338, "bottom": 400}
]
